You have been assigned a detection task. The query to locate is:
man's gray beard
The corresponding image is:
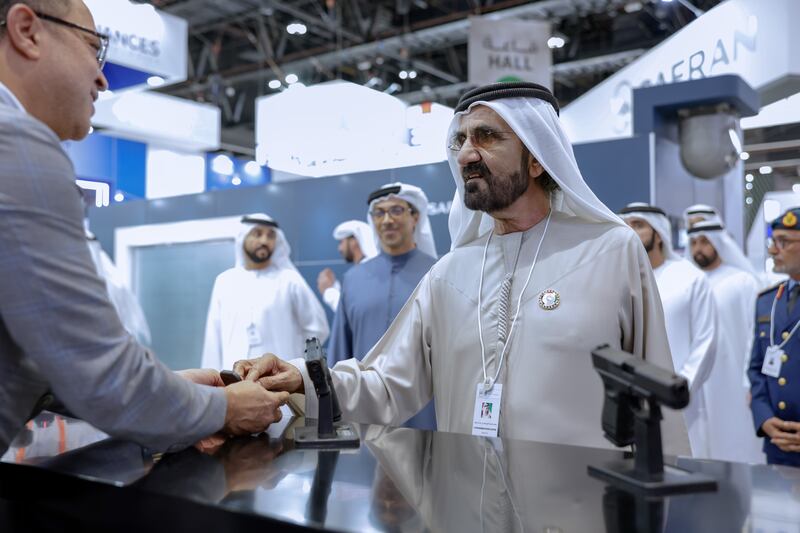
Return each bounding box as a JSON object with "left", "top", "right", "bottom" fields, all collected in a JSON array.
[{"left": 463, "top": 170, "right": 529, "bottom": 212}]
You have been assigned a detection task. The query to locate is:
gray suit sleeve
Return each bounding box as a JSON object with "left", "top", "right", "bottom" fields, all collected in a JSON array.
[{"left": 0, "top": 116, "right": 226, "bottom": 451}]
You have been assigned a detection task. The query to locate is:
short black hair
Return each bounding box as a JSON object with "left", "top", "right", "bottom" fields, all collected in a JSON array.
[{"left": 0, "top": 1, "right": 72, "bottom": 35}]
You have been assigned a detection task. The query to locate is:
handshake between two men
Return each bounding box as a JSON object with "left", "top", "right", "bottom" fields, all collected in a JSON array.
[{"left": 183, "top": 354, "right": 303, "bottom": 445}]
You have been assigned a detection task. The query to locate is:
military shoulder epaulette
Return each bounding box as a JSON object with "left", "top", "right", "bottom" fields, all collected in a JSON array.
[{"left": 758, "top": 281, "right": 784, "bottom": 297}]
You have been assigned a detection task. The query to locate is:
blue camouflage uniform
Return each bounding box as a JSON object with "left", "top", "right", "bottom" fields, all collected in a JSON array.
[{"left": 749, "top": 208, "right": 800, "bottom": 467}]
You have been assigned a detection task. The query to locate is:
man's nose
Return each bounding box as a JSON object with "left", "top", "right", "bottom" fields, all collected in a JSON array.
[
  {"left": 96, "top": 68, "right": 109, "bottom": 92},
  {"left": 456, "top": 140, "right": 481, "bottom": 167}
]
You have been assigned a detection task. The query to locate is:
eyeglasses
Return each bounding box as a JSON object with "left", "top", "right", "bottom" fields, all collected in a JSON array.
[
  {"left": 370, "top": 206, "right": 413, "bottom": 219},
  {"left": 447, "top": 127, "right": 515, "bottom": 152},
  {"left": 767, "top": 236, "right": 800, "bottom": 250},
  {"left": 1, "top": 12, "right": 110, "bottom": 68}
]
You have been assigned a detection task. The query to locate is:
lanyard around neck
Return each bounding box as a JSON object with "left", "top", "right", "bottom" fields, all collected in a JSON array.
[
  {"left": 477, "top": 210, "right": 552, "bottom": 392},
  {"left": 770, "top": 283, "right": 800, "bottom": 348}
]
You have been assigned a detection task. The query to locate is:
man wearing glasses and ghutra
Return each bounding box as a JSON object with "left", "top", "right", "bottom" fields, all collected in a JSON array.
[
  {"left": 0, "top": 1, "right": 289, "bottom": 456},
  {"left": 238, "top": 83, "right": 690, "bottom": 456},
  {"left": 326, "top": 182, "right": 438, "bottom": 430}
]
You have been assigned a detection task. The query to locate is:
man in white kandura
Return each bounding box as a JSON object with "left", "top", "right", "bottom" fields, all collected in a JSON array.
[
  {"left": 620, "top": 202, "right": 717, "bottom": 458},
  {"left": 317, "top": 220, "right": 378, "bottom": 312},
  {"left": 202, "top": 214, "right": 329, "bottom": 371},
  {"left": 688, "top": 218, "right": 765, "bottom": 462},
  {"left": 235, "top": 82, "right": 689, "bottom": 454}
]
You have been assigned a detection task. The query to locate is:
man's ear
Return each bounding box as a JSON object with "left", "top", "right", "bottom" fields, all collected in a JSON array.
[
  {"left": 4, "top": 5, "right": 44, "bottom": 61},
  {"left": 527, "top": 153, "right": 544, "bottom": 179}
]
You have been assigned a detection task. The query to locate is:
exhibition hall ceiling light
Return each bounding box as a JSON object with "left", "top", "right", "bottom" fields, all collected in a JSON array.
[
  {"left": 231, "top": 176, "right": 242, "bottom": 186},
  {"left": 211, "top": 154, "right": 234, "bottom": 175},
  {"left": 268, "top": 80, "right": 282, "bottom": 90},
  {"left": 385, "top": 82, "right": 401, "bottom": 95},
  {"left": 114, "top": 192, "right": 125, "bottom": 203},
  {"left": 147, "top": 76, "right": 166, "bottom": 88},
  {"left": 287, "top": 22, "right": 307, "bottom": 35},
  {"left": 364, "top": 76, "right": 382, "bottom": 89},
  {"left": 547, "top": 36, "right": 566, "bottom": 49},
  {"left": 285, "top": 73, "right": 299, "bottom": 84},
  {"left": 399, "top": 70, "right": 417, "bottom": 80},
  {"left": 745, "top": 173, "right": 754, "bottom": 182},
  {"left": 760, "top": 165, "right": 773, "bottom": 175},
  {"left": 244, "top": 161, "right": 262, "bottom": 177},
  {"left": 739, "top": 151, "right": 750, "bottom": 161}
]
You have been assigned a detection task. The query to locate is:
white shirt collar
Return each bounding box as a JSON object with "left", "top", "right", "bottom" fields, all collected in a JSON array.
[{"left": 0, "top": 80, "right": 25, "bottom": 112}]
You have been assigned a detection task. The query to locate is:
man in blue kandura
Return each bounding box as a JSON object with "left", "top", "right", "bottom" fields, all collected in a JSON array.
[
  {"left": 749, "top": 207, "right": 800, "bottom": 467},
  {"left": 327, "top": 182, "right": 438, "bottom": 430}
]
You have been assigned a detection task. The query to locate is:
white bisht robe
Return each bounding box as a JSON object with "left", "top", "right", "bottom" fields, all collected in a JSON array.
[
  {"left": 704, "top": 264, "right": 765, "bottom": 463},
  {"left": 654, "top": 258, "right": 717, "bottom": 458},
  {"left": 293, "top": 211, "right": 690, "bottom": 456},
  {"left": 202, "top": 265, "right": 329, "bottom": 371}
]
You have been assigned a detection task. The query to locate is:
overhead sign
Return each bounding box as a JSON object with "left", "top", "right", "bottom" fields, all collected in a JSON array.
[
  {"left": 85, "top": 0, "right": 188, "bottom": 83},
  {"left": 468, "top": 17, "right": 552, "bottom": 88},
  {"left": 562, "top": 0, "right": 800, "bottom": 144}
]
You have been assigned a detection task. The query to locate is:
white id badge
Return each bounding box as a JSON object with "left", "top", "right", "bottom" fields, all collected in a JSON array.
[
  {"left": 762, "top": 345, "right": 783, "bottom": 378},
  {"left": 472, "top": 383, "right": 502, "bottom": 437},
  {"left": 246, "top": 324, "right": 262, "bottom": 347}
]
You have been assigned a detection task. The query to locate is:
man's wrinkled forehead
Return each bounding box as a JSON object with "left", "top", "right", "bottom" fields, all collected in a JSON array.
[{"left": 455, "top": 104, "right": 514, "bottom": 133}]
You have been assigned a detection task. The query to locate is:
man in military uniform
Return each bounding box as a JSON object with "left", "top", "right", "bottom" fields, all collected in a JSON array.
[{"left": 749, "top": 207, "right": 800, "bottom": 466}]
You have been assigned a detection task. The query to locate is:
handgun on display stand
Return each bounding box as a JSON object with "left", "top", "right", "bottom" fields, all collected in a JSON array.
[{"left": 293, "top": 338, "right": 360, "bottom": 449}]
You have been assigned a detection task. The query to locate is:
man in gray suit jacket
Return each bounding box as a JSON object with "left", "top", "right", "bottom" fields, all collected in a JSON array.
[{"left": 0, "top": 0, "right": 288, "bottom": 455}]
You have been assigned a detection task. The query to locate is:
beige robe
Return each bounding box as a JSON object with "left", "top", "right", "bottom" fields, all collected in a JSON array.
[{"left": 292, "top": 211, "right": 690, "bottom": 456}]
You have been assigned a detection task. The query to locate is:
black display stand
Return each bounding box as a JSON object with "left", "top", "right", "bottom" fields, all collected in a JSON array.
[{"left": 588, "top": 398, "right": 717, "bottom": 496}]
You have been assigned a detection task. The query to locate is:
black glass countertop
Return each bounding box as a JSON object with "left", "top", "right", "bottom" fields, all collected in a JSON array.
[{"left": 2, "top": 412, "right": 800, "bottom": 532}]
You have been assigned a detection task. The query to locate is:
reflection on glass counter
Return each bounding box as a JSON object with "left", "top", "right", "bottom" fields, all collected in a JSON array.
[{"left": 3, "top": 413, "right": 800, "bottom": 532}]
